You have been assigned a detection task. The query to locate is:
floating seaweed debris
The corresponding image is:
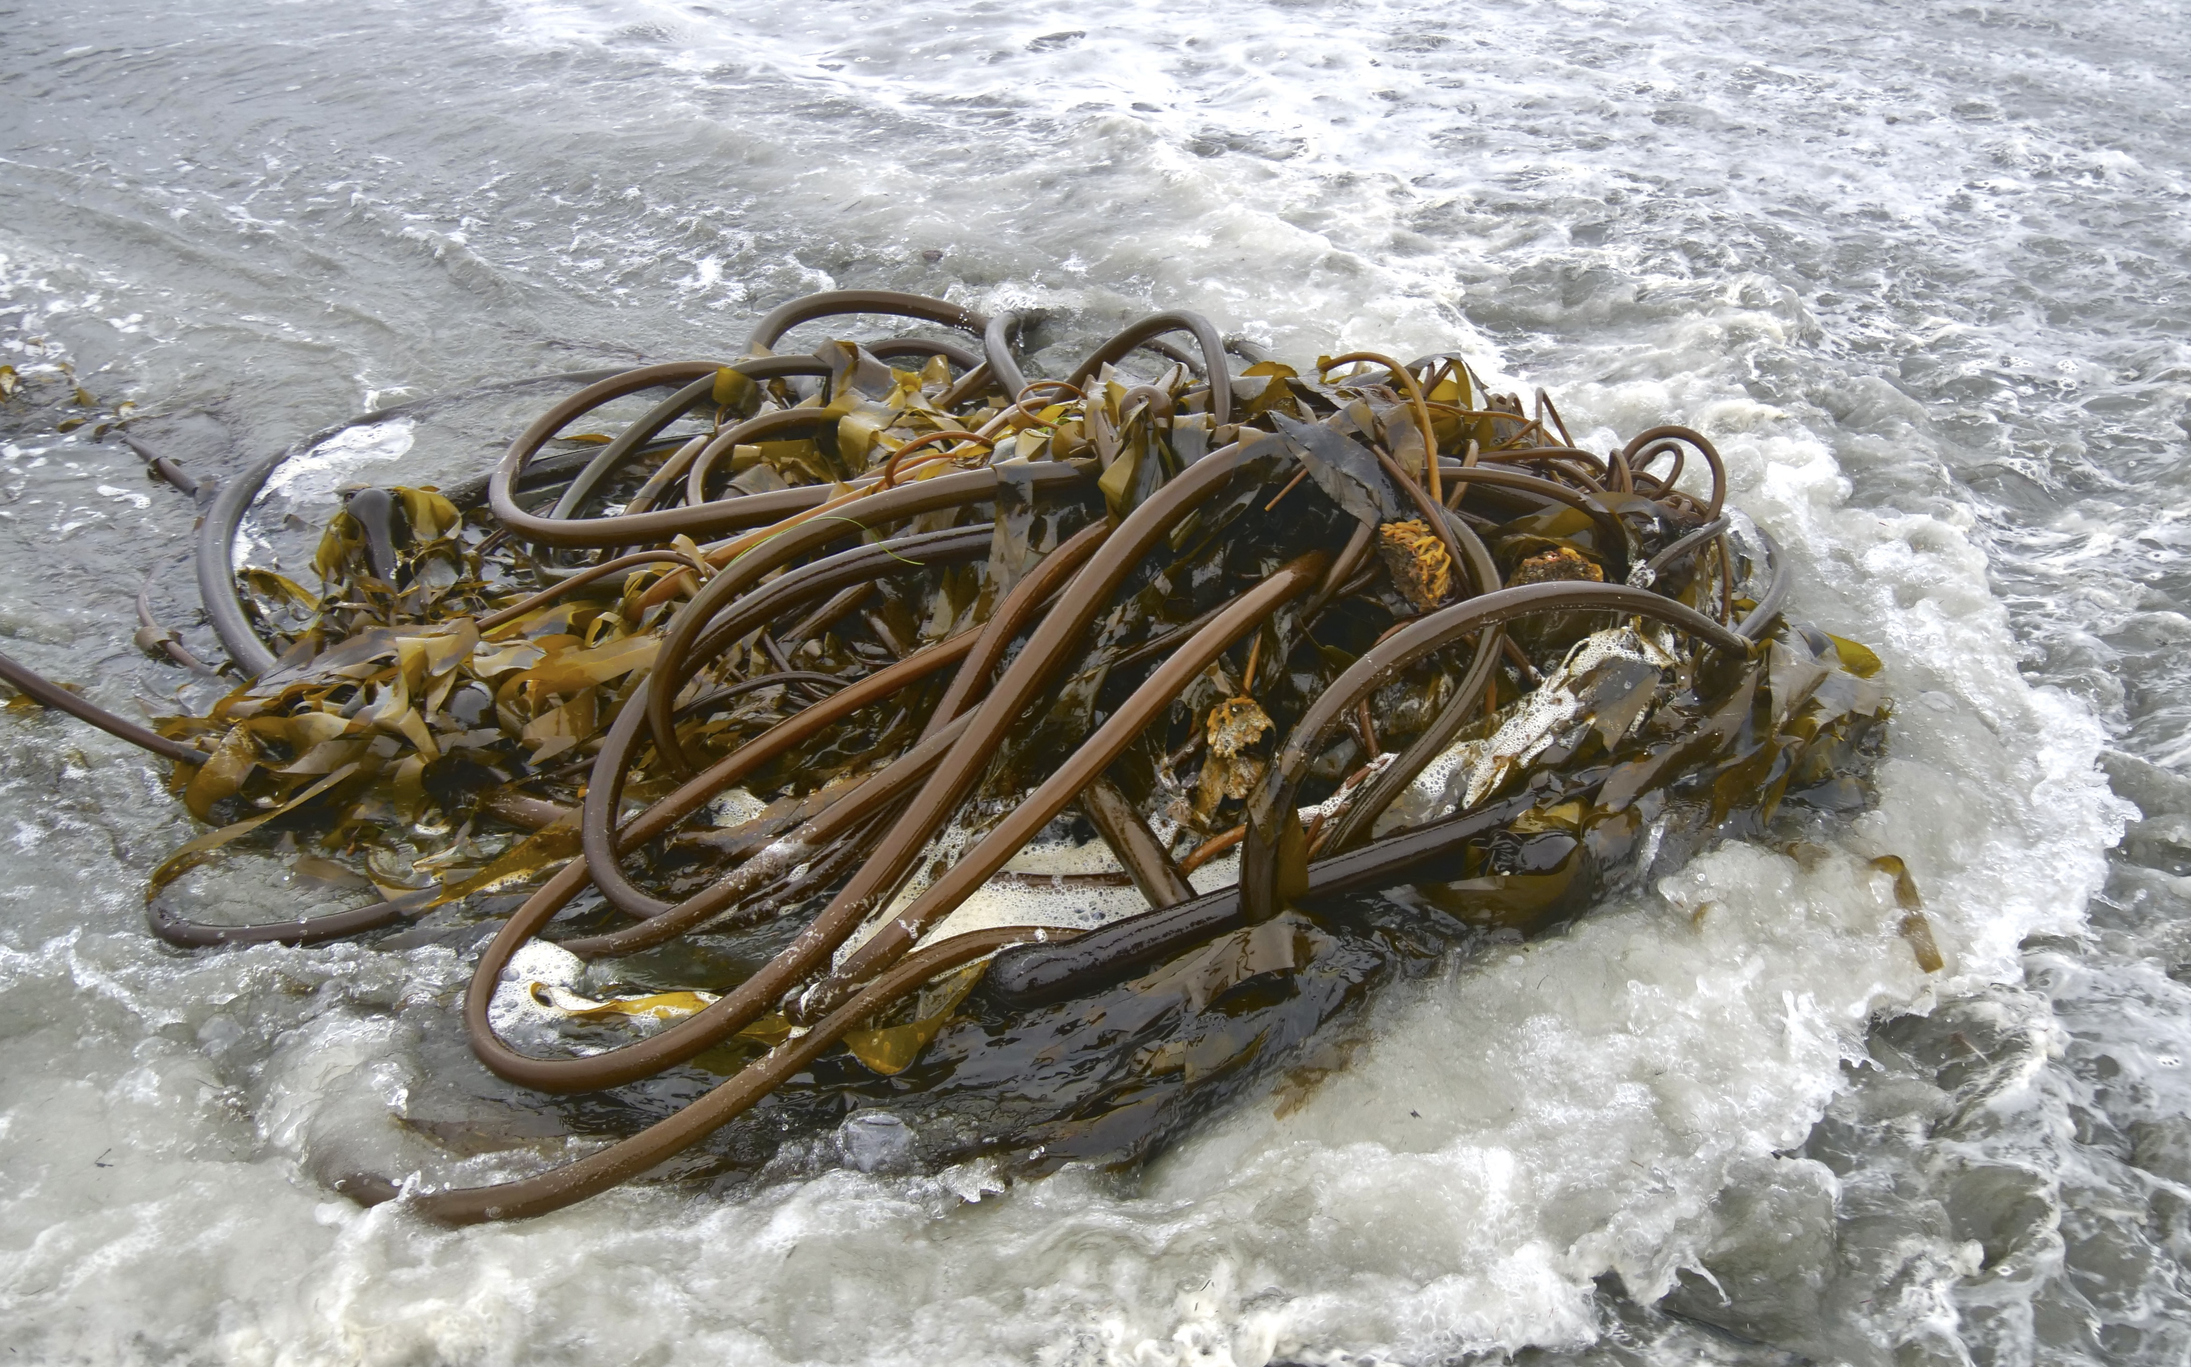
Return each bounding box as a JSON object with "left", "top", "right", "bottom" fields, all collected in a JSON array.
[{"left": 0, "top": 289, "right": 1889, "bottom": 1222}]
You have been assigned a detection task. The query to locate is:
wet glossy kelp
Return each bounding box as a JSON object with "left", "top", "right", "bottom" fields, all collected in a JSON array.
[{"left": 0, "top": 290, "right": 1888, "bottom": 1221}]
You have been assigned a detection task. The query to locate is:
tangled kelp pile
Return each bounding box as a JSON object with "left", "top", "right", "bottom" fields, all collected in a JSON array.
[{"left": 0, "top": 290, "right": 1891, "bottom": 1223}]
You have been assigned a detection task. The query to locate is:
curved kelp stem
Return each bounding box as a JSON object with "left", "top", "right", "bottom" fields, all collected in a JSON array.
[{"left": 1236, "top": 582, "right": 1752, "bottom": 927}]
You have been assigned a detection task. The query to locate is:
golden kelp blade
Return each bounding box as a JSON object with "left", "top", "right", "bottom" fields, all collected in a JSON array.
[
  {"left": 148, "top": 762, "right": 363, "bottom": 892},
  {"left": 528, "top": 982, "right": 719, "bottom": 1021},
  {"left": 1870, "top": 854, "right": 1942, "bottom": 972},
  {"left": 840, "top": 960, "right": 988, "bottom": 1075},
  {"left": 427, "top": 823, "right": 584, "bottom": 909},
  {"left": 1826, "top": 633, "right": 1884, "bottom": 678}
]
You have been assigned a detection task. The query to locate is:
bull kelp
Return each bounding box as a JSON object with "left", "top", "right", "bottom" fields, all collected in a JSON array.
[{"left": 0, "top": 290, "right": 1888, "bottom": 1223}]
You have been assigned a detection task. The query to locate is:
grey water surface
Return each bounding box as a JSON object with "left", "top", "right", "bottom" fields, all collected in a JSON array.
[{"left": 2, "top": 1, "right": 2188, "bottom": 1363}]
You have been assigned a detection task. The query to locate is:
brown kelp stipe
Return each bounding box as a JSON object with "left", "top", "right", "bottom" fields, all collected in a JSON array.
[{"left": 0, "top": 289, "right": 1889, "bottom": 1221}]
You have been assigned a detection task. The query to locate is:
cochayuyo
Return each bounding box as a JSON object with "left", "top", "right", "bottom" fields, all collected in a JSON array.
[{"left": 0, "top": 289, "right": 1892, "bottom": 1223}]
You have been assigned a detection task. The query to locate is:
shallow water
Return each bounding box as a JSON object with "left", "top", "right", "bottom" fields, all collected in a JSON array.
[{"left": 1, "top": 0, "right": 2187, "bottom": 1362}]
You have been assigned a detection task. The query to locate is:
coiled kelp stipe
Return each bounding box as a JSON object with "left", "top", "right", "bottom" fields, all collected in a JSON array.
[{"left": 0, "top": 289, "right": 1889, "bottom": 1222}]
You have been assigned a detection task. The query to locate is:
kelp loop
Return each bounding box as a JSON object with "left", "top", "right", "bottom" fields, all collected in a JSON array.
[{"left": 0, "top": 289, "right": 1888, "bottom": 1222}]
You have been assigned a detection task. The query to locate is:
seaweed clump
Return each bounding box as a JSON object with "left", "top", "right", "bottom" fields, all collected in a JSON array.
[{"left": 0, "top": 290, "right": 1888, "bottom": 1222}]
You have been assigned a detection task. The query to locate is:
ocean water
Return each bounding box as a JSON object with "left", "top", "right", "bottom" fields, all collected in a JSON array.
[{"left": 1, "top": 0, "right": 2187, "bottom": 1362}]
